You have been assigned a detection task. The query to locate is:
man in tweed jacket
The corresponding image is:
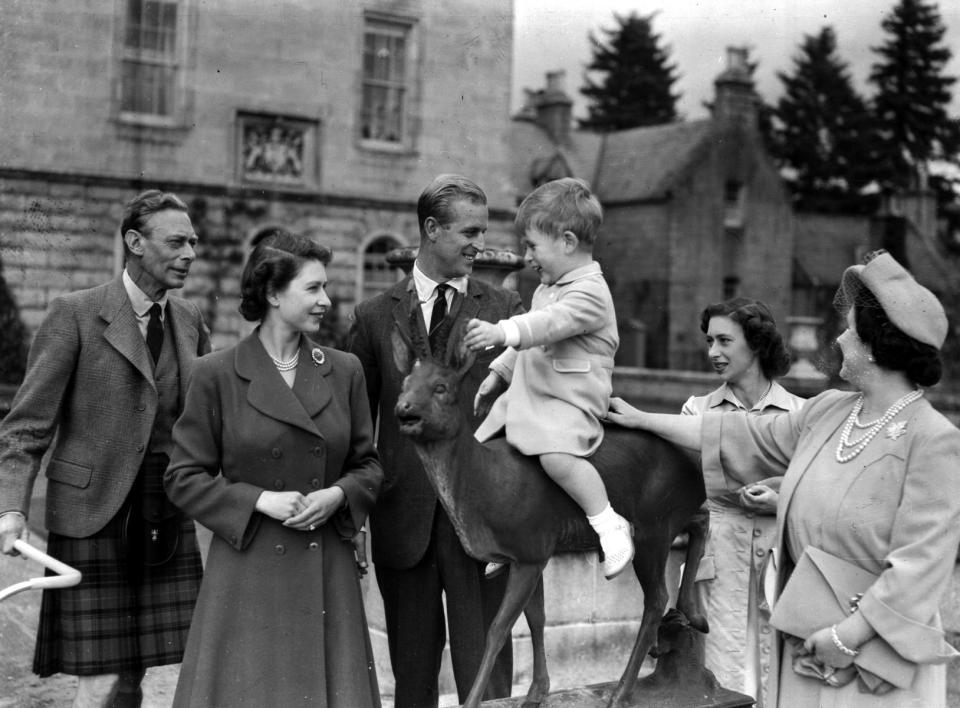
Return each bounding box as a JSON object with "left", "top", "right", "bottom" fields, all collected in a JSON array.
[{"left": 0, "top": 190, "right": 210, "bottom": 707}]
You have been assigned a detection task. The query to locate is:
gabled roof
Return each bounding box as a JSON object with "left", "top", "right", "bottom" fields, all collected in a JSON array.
[
  {"left": 591, "top": 120, "right": 715, "bottom": 203},
  {"left": 509, "top": 117, "right": 716, "bottom": 205}
]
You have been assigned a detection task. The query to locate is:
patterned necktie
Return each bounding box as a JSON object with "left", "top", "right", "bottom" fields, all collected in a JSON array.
[
  {"left": 428, "top": 283, "right": 451, "bottom": 354},
  {"left": 430, "top": 283, "right": 450, "bottom": 333},
  {"left": 147, "top": 303, "right": 163, "bottom": 365}
]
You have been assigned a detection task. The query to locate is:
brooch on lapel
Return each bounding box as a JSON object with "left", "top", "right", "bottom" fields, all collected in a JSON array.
[
  {"left": 885, "top": 421, "right": 907, "bottom": 440},
  {"left": 311, "top": 348, "right": 325, "bottom": 366}
]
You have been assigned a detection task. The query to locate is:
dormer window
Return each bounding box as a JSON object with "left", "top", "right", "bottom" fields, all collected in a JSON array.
[{"left": 724, "top": 180, "right": 745, "bottom": 228}]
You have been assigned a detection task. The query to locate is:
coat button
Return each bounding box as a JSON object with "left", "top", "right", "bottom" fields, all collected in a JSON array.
[
  {"left": 271, "top": 447, "right": 282, "bottom": 458},
  {"left": 312, "top": 446, "right": 323, "bottom": 457},
  {"left": 136, "top": 403, "right": 146, "bottom": 411},
  {"left": 308, "top": 542, "right": 319, "bottom": 550},
  {"left": 753, "top": 528, "right": 763, "bottom": 537},
  {"left": 274, "top": 479, "right": 285, "bottom": 490},
  {"left": 136, "top": 443, "right": 144, "bottom": 452},
  {"left": 230, "top": 535, "right": 238, "bottom": 545},
  {"left": 274, "top": 544, "right": 285, "bottom": 555},
  {"left": 310, "top": 478, "right": 321, "bottom": 490},
  {"left": 755, "top": 549, "right": 766, "bottom": 558}
]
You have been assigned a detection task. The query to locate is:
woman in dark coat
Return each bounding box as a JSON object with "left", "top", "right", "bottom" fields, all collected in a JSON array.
[{"left": 164, "top": 232, "right": 383, "bottom": 707}]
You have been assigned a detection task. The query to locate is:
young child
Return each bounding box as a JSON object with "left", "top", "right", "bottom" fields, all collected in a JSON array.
[{"left": 464, "top": 177, "right": 634, "bottom": 579}]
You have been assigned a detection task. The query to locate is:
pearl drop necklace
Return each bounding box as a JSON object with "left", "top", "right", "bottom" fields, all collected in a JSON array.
[
  {"left": 835, "top": 389, "right": 923, "bottom": 463},
  {"left": 271, "top": 352, "right": 299, "bottom": 371}
]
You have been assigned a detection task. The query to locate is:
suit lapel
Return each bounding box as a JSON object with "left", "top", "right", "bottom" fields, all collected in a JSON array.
[
  {"left": 236, "top": 333, "right": 323, "bottom": 438},
  {"left": 292, "top": 340, "right": 333, "bottom": 421},
  {"left": 167, "top": 296, "right": 201, "bottom": 403},
  {"left": 391, "top": 277, "right": 422, "bottom": 355},
  {"left": 776, "top": 395, "right": 853, "bottom": 545},
  {"left": 101, "top": 277, "right": 155, "bottom": 390}
]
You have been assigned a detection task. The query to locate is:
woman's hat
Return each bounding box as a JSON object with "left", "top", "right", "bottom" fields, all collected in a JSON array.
[{"left": 838, "top": 250, "right": 948, "bottom": 349}]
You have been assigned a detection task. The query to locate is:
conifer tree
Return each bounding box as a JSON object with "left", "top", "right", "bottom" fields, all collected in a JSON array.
[
  {"left": 869, "top": 0, "right": 960, "bottom": 197},
  {"left": 579, "top": 12, "right": 680, "bottom": 132},
  {"left": 772, "top": 27, "right": 876, "bottom": 213}
]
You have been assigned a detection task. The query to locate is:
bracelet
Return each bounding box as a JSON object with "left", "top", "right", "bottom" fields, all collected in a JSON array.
[{"left": 830, "top": 624, "right": 859, "bottom": 657}]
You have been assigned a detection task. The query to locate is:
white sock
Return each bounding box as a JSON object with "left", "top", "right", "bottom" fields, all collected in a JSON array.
[{"left": 586, "top": 502, "right": 619, "bottom": 533}]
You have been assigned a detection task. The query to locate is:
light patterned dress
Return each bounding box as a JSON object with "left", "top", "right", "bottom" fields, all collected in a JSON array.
[{"left": 682, "top": 381, "right": 804, "bottom": 707}]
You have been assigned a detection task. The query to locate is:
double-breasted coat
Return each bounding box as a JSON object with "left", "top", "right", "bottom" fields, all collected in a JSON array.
[
  {"left": 702, "top": 389, "right": 960, "bottom": 707},
  {"left": 164, "top": 333, "right": 382, "bottom": 708}
]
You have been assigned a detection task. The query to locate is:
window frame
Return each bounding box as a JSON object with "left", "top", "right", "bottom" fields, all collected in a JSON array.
[
  {"left": 358, "top": 11, "right": 418, "bottom": 153},
  {"left": 113, "top": 0, "right": 194, "bottom": 130}
]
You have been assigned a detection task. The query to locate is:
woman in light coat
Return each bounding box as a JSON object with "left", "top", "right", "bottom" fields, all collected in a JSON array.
[
  {"left": 165, "top": 232, "right": 382, "bottom": 707},
  {"left": 609, "top": 251, "right": 960, "bottom": 707},
  {"left": 680, "top": 298, "right": 804, "bottom": 707}
]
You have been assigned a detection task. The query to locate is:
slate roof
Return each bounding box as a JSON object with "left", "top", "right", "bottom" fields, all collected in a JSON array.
[{"left": 508, "top": 118, "right": 714, "bottom": 204}]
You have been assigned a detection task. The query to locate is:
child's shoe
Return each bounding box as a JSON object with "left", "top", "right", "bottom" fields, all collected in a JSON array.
[
  {"left": 484, "top": 562, "right": 507, "bottom": 579},
  {"left": 587, "top": 504, "right": 635, "bottom": 580}
]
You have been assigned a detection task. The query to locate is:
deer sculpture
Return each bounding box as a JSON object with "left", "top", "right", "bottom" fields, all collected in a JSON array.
[{"left": 392, "top": 319, "right": 709, "bottom": 708}]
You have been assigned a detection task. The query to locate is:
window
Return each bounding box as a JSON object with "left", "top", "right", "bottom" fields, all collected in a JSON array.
[
  {"left": 723, "top": 180, "right": 745, "bottom": 229},
  {"left": 359, "top": 236, "right": 404, "bottom": 300},
  {"left": 360, "top": 16, "right": 413, "bottom": 146},
  {"left": 118, "top": 0, "right": 184, "bottom": 123}
]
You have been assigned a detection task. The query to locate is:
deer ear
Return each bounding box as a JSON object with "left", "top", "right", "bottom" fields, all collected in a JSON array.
[
  {"left": 445, "top": 320, "right": 476, "bottom": 378},
  {"left": 391, "top": 328, "right": 413, "bottom": 374}
]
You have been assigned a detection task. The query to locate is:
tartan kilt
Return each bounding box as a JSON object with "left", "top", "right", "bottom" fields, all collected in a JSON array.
[{"left": 32, "top": 491, "right": 202, "bottom": 677}]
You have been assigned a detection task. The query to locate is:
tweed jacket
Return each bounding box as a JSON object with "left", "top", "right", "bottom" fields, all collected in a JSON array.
[
  {"left": 702, "top": 389, "right": 960, "bottom": 704},
  {"left": 474, "top": 262, "right": 618, "bottom": 457},
  {"left": 0, "top": 275, "right": 210, "bottom": 537},
  {"left": 349, "top": 275, "right": 523, "bottom": 569}
]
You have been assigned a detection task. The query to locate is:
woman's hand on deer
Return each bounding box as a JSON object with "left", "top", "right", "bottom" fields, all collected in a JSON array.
[
  {"left": 284, "top": 486, "right": 346, "bottom": 530},
  {"left": 464, "top": 318, "right": 505, "bottom": 351},
  {"left": 474, "top": 372, "right": 506, "bottom": 419}
]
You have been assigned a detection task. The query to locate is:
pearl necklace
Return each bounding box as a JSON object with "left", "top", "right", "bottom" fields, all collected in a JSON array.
[
  {"left": 271, "top": 352, "right": 299, "bottom": 371},
  {"left": 835, "top": 389, "right": 923, "bottom": 463}
]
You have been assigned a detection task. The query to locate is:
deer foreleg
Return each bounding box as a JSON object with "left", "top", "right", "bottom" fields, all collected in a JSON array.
[
  {"left": 521, "top": 574, "right": 549, "bottom": 708},
  {"left": 676, "top": 505, "right": 710, "bottom": 633},
  {"left": 463, "top": 561, "right": 548, "bottom": 708},
  {"left": 608, "top": 554, "right": 670, "bottom": 708}
]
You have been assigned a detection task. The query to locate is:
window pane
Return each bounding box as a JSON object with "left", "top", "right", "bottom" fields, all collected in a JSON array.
[
  {"left": 361, "top": 20, "right": 410, "bottom": 143},
  {"left": 121, "top": 61, "right": 173, "bottom": 116}
]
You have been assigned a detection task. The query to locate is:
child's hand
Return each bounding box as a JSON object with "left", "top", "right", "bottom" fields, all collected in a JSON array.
[
  {"left": 464, "top": 318, "right": 505, "bottom": 352},
  {"left": 474, "top": 372, "right": 506, "bottom": 419}
]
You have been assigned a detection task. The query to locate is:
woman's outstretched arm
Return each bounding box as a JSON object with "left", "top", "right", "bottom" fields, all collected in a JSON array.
[{"left": 607, "top": 397, "right": 703, "bottom": 452}]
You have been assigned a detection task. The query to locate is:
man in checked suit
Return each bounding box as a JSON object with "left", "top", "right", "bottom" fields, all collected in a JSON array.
[
  {"left": 0, "top": 190, "right": 210, "bottom": 707},
  {"left": 350, "top": 174, "right": 523, "bottom": 708}
]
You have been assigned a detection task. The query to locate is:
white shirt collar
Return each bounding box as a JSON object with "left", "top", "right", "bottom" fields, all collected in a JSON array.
[
  {"left": 411, "top": 261, "right": 467, "bottom": 302},
  {"left": 122, "top": 269, "right": 168, "bottom": 318}
]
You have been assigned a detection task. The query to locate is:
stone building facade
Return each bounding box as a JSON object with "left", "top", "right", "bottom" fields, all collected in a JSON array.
[{"left": 0, "top": 0, "right": 519, "bottom": 349}]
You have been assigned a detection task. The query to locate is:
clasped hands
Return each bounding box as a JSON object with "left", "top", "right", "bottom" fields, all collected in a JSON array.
[{"left": 255, "top": 486, "right": 345, "bottom": 531}]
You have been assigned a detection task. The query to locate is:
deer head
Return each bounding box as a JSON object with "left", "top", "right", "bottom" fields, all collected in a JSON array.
[{"left": 394, "top": 309, "right": 476, "bottom": 443}]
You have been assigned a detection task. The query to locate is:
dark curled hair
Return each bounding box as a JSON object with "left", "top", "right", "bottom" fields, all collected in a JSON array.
[
  {"left": 854, "top": 304, "right": 942, "bottom": 386},
  {"left": 700, "top": 297, "right": 792, "bottom": 379},
  {"left": 239, "top": 230, "right": 332, "bottom": 322}
]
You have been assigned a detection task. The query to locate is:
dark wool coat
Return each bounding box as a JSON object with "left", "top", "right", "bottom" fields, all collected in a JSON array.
[
  {"left": 164, "top": 333, "right": 382, "bottom": 708},
  {"left": 349, "top": 276, "right": 523, "bottom": 569}
]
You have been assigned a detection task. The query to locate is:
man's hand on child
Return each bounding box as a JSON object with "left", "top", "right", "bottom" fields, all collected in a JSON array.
[
  {"left": 464, "top": 318, "right": 505, "bottom": 351},
  {"left": 474, "top": 372, "right": 506, "bottom": 418}
]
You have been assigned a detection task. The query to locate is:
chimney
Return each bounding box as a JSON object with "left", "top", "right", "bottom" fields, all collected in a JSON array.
[
  {"left": 536, "top": 70, "right": 573, "bottom": 146},
  {"left": 713, "top": 47, "right": 757, "bottom": 127}
]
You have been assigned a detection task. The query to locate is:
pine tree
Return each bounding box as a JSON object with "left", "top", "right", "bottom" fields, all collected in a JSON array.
[
  {"left": 772, "top": 27, "right": 876, "bottom": 213},
  {"left": 869, "top": 0, "right": 960, "bottom": 196},
  {"left": 579, "top": 12, "right": 680, "bottom": 132}
]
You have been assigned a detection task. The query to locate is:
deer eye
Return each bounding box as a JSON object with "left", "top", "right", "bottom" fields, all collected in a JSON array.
[{"left": 434, "top": 383, "right": 448, "bottom": 394}]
